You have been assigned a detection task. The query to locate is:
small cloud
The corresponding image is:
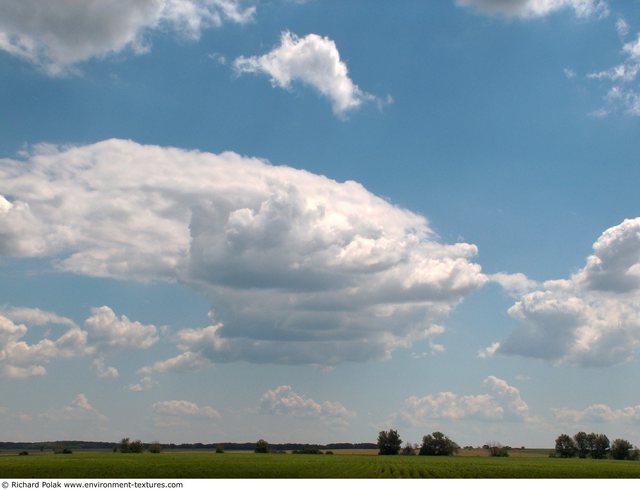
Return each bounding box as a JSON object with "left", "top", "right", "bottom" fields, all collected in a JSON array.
[
  {"left": 564, "top": 67, "right": 577, "bottom": 79},
  {"left": 153, "top": 400, "right": 220, "bottom": 419},
  {"left": 234, "top": 31, "right": 385, "bottom": 117},
  {"left": 478, "top": 342, "right": 500, "bottom": 359},
  {"left": 616, "top": 17, "right": 630, "bottom": 38},
  {"left": 208, "top": 52, "right": 227, "bottom": 65},
  {"left": 91, "top": 358, "right": 119, "bottom": 379}
]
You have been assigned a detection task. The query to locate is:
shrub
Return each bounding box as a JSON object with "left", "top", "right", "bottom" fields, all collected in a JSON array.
[
  {"left": 401, "top": 443, "right": 416, "bottom": 456},
  {"left": 128, "top": 440, "right": 144, "bottom": 453},
  {"left": 325, "top": 450, "right": 334, "bottom": 455},
  {"left": 486, "top": 442, "right": 509, "bottom": 457},
  {"left": 148, "top": 442, "right": 162, "bottom": 454},
  {"left": 255, "top": 439, "right": 269, "bottom": 453},
  {"left": 19, "top": 451, "right": 29, "bottom": 456},
  {"left": 215, "top": 444, "right": 224, "bottom": 454},
  {"left": 292, "top": 447, "right": 321, "bottom": 454}
]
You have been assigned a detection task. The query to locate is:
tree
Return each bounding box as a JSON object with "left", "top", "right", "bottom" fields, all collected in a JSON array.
[
  {"left": 419, "top": 431, "right": 459, "bottom": 456},
  {"left": 148, "top": 441, "right": 162, "bottom": 454},
  {"left": 554, "top": 434, "right": 577, "bottom": 458},
  {"left": 590, "top": 434, "right": 610, "bottom": 460},
  {"left": 573, "top": 432, "right": 590, "bottom": 459},
  {"left": 255, "top": 439, "right": 269, "bottom": 453},
  {"left": 610, "top": 438, "right": 632, "bottom": 460},
  {"left": 119, "top": 437, "right": 131, "bottom": 454},
  {"left": 377, "top": 429, "right": 402, "bottom": 455}
]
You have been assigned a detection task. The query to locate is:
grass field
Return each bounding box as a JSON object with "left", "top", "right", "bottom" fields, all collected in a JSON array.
[{"left": 1, "top": 452, "right": 640, "bottom": 478}]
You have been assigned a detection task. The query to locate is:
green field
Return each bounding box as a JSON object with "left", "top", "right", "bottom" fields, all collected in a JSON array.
[{"left": 1, "top": 452, "right": 640, "bottom": 478}]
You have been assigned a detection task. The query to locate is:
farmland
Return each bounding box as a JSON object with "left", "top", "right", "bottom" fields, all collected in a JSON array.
[{"left": 1, "top": 451, "right": 640, "bottom": 478}]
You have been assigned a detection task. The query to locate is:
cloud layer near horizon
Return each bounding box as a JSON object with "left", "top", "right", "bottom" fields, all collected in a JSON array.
[{"left": 0, "top": 139, "right": 486, "bottom": 366}]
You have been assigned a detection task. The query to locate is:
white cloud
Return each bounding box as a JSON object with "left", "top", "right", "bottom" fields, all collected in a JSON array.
[
  {"left": 0, "top": 313, "right": 87, "bottom": 378},
  {"left": 0, "top": 139, "right": 486, "bottom": 365},
  {"left": 455, "top": 0, "right": 608, "bottom": 19},
  {"left": 84, "top": 306, "right": 159, "bottom": 351},
  {"left": 1, "top": 306, "right": 78, "bottom": 329},
  {"left": 234, "top": 31, "right": 381, "bottom": 116},
  {"left": 553, "top": 403, "right": 640, "bottom": 424},
  {"left": 260, "top": 385, "right": 353, "bottom": 426},
  {"left": 616, "top": 17, "right": 630, "bottom": 38},
  {"left": 128, "top": 376, "right": 157, "bottom": 392},
  {"left": 478, "top": 341, "right": 501, "bottom": 358},
  {"left": 39, "top": 393, "right": 108, "bottom": 423},
  {"left": 0, "top": 0, "right": 255, "bottom": 75},
  {"left": 398, "top": 377, "right": 529, "bottom": 426},
  {"left": 138, "top": 351, "right": 210, "bottom": 377},
  {"left": 91, "top": 358, "right": 119, "bottom": 379},
  {"left": 489, "top": 272, "right": 539, "bottom": 296},
  {"left": 153, "top": 399, "right": 220, "bottom": 419},
  {"left": 563, "top": 67, "right": 577, "bottom": 79},
  {"left": 499, "top": 218, "right": 640, "bottom": 366},
  {"left": 588, "top": 33, "right": 640, "bottom": 116},
  {"left": 0, "top": 304, "right": 161, "bottom": 378}
]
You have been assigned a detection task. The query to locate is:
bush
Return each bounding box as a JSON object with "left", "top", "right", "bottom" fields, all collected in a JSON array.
[
  {"left": 19, "top": 451, "right": 29, "bottom": 456},
  {"left": 486, "top": 442, "right": 509, "bottom": 457},
  {"left": 148, "top": 442, "right": 162, "bottom": 454},
  {"left": 325, "top": 450, "right": 334, "bottom": 455},
  {"left": 419, "top": 432, "right": 459, "bottom": 456},
  {"left": 255, "top": 439, "right": 269, "bottom": 453},
  {"left": 401, "top": 443, "right": 416, "bottom": 456},
  {"left": 215, "top": 444, "right": 224, "bottom": 454},
  {"left": 129, "top": 440, "right": 144, "bottom": 453},
  {"left": 292, "top": 447, "right": 321, "bottom": 454}
]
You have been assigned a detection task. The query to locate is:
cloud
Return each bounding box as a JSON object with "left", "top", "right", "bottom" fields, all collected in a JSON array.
[
  {"left": 588, "top": 32, "right": 640, "bottom": 116},
  {"left": 1, "top": 306, "right": 78, "bottom": 329},
  {"left": 455, "top": 0, "right": 609, "bottom": 19},
  {"left": 84, "top": 306, "right": 159, "bottom": 351},
  {"left": 0, "top": 313, "right": 87, "bottom": 378},
  {"left": 489, "top": 272, "right": 539, "bottom": 296},
  {"left": 138, "top": 351, "right": 210, "bottom": 377},
  {"left": 478, "top": 341, "right": 500, "bottom": 359},
  {"left": 552, "top": 403, "right": 640, "bottom": 424},
  {"left": 499, "top": 218, "right": 640, "bottom": 366},
  {"left": 398, "top": 376, "right": 529, "bottom": 426},
  {"left": 128, "top": 376, "right": 156, "bottom": 392},
  {"left": 91, "top": 358, "right": 119, "bottom": 379},
  {"left": 234, "top": 31, "right": 382, "bottom": 116},
  {"left": 153, "top": 399, "right": 220, "bottom": 419},
  {"left": 0, "top": 139, "right": 486, "bottom": 365},
  {"left": 0, "top": 0, "right": 255, "bottom": 75},
  {"left": 39, "top": 393, "right": 107, "bottom": 423},
  {"left": 0, "top": 304, "right": 160, "bottom": 378},
  {"left": 616, "top": 17, "right": 630, "bottom": 38},
  {"left": 259, "top": 385, "right": 353, "bottom": 426}
]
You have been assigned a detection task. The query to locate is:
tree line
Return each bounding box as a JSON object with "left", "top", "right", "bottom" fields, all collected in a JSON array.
[{"left": 554, "top": 432, "right": 640, "bottom": 460}]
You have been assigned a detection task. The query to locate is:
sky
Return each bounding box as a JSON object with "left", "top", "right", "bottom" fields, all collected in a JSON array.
[{"left": 1, "top": 0, "right": 640, "bottom": 448}]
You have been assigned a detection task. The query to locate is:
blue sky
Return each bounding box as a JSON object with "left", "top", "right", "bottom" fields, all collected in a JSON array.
[{"left": 1, "top": 0, "right": 640, "bottom": 448}]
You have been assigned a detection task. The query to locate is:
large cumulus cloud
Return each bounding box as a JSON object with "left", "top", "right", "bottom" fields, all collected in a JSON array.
[
  {"left": 494, "top": 218, "right": 640, "bottom": 366},
  {"left": 0, "top": 139, "right": 487, "bottom": 365}
]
